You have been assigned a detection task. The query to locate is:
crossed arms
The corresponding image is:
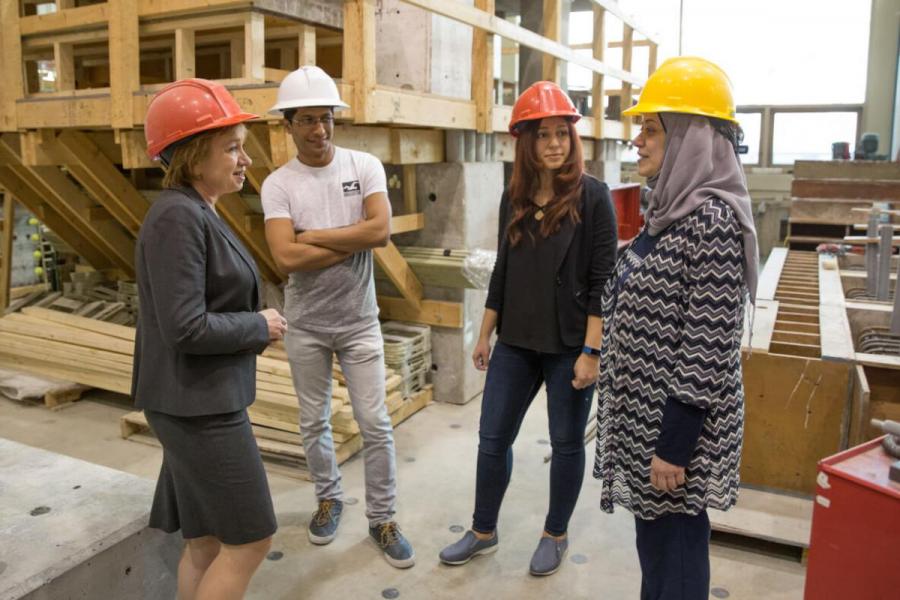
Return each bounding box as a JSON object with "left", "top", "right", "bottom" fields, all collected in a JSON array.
[{"left": 265, "top": 192, "right": 391, "bottom": 274}]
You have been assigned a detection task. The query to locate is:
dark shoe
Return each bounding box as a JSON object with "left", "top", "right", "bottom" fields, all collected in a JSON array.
[
  {"left": 529, "top": 535, "right": 568, "bottom": 576},
  {"left": 308, "top": 499, "right": 343, "bottom": 545},
  {"left": 439, "top": 530, "right": 499, "bottom": 565},
  {"left": 369, "top": 521, "right": 415, "bottom": 568}
]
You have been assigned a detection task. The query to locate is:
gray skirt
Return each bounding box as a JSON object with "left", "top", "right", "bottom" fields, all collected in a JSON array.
[{"left": 145, "top": 408, "right": 277, "bottom": 545}]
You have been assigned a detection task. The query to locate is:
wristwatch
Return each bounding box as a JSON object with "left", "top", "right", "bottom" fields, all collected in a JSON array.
[{"left": 582, "top": 345, "right": 601, "bottom": 356}]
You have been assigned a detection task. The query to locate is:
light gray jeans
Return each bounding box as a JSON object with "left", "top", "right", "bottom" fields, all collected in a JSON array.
[{"left": 284, "top": 320, "right": 396, "bottom": 526}]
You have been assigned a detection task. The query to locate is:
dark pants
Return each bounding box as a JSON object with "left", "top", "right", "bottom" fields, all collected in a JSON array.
[
  {"left": 634, "top": 510, "right": 710, "bottom": 600},
  {"left": 472, "top": 341, "right": 593, "bottom": 537}
]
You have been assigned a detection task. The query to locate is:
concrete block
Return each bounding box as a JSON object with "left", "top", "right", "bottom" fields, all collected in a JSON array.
[
  {"left": 399, "top": 162, "right": 503, "bottom": 251},
  {"left": 585, "top": 160, "right": 622, "bottom": 186},
  {"left": 0, "top": 438, "right": 179, "bottom": 600},
  {"left": 375, "top": 0, "right": 472, "bottom": 99},
  {"left": 426, "top": 287, "right": 488, "bottom": 405}
]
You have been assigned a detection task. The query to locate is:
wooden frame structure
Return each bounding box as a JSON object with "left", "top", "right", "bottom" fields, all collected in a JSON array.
[{"left": 0, "top": 0, "right": 657, "bottom": 328}]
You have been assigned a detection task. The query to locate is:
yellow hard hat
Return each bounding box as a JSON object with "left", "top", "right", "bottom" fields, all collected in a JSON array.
[{"left": 622, "top": 56, "right": 738, "bottom": 123}]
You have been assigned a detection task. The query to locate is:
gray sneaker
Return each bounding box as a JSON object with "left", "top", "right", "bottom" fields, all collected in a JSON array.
[
  {"left": 369, "top": 521, "right": 415, "bottom": 569},
  {"left": 529, "top": 535, "right": 568, "bottom": 576},
  {"left": 308, "top": 499, "right": 343, "bottom": 545},
  {"left": 439, "top": 530, "right": 499, "bottom": 565}
]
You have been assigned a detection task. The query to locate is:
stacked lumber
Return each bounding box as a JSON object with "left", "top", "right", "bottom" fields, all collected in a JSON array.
[
  {"left": 0, "top": 306, "right": 432, "bottom": 479},
  {"left": 380, "top": 321, "right": 432, "bottom": 398},
  {"left": 375, "top": 247, "right": 474, "bottom": 289}
]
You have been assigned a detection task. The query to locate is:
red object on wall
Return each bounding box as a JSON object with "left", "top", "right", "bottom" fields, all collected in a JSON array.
[
  {"left": 804, "top": 436, "right": 900, "bottom": 600},
  {"left": 609, "top": 183, "right": 643, "bottom": 242}
]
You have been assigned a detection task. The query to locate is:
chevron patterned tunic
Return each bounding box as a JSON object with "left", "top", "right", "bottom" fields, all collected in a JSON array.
[{"left": 593, "top": 198, "right": 746, "bottom": 519}]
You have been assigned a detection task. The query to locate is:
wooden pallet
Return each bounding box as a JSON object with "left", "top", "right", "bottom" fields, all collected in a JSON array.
[
  {"left": 42, "top": 383, "right": 92, "bottom": 410},
  {"left": 121, "top": 385, "right": 433, "bottom": 481},
  {"left": 709, "top": 487, "right": 812, "bottom": 561}
]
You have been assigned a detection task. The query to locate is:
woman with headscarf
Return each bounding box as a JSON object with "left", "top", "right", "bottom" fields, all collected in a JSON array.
[
  {"left": 593, "top": 57, "right": 758, "bottom": 599},
  {"left": 133, "top": 79, "right": 286, "bottom": 600}
]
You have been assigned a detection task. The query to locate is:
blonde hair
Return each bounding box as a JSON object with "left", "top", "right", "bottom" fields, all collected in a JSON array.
[{"left": 162, "top": 124, "right": 244, "bottom": 189}]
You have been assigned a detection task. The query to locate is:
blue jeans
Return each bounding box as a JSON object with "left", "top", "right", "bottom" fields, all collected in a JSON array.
[{"left": 472, "top": 341, "right": 594, "bottom": 537}]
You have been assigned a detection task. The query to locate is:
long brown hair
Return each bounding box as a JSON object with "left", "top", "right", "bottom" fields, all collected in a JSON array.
[{"left": 506, "top": 118, "right": 584, "bottom": 246}]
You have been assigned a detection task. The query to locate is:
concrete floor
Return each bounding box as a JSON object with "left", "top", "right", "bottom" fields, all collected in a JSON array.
[{"left": 0, "top": 390, "right": 807, "bottom": 600}]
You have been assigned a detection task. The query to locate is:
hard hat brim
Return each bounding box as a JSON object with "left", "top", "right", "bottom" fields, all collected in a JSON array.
[
  {"left": 147, "top": 111, "right": 258, "bottom": 160},
  {"left": 268, "top": 99, "right": 351, "bottom": 116},
  {"left": 621, "top": 101, "right": 739, "bottom": 123}
]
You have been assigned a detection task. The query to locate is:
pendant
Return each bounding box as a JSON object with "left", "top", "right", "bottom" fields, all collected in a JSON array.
[{"left": 534, "top": 208, "right": 545, "bottom": 221}]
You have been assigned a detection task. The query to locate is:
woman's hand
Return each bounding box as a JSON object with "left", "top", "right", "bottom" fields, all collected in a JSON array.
[
  {"left": 650, "top": 455, "right": 686, "bottom": 493},
  {"left": 571, "top": 353, "right": 600, "bottom": 389},
  {"left": 472, "top": 338, "right": 492, "bottom": 371},
  {"left": 259, "top": 308, "right": 287, "bottom": 341}
]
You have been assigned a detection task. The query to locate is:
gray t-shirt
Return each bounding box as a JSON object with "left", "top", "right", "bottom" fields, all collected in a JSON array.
[{"left": 261, "top": 147, "right": 389, "bottom": 332}]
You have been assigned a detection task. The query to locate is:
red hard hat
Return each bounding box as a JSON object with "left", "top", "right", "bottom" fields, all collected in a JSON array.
[
  {"left": 145, "top": 78, "right": 258, "bottom": 160},
  {"left": 509, "top": 81, "right": 581, "bottom": 136}
]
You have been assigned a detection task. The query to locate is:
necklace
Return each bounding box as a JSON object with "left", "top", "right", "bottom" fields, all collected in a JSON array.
[{"left": 534, "top": 207, "right": 545, "bottom": 221}]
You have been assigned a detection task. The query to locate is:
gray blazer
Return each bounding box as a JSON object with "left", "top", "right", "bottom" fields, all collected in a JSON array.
[{"left": 131, "top": 186, "right": 269, "bottom": 416}]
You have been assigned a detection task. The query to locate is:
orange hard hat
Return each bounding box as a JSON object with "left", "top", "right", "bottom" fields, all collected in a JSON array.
[
  {"left": 145, "top": 78, "right": 258, "bottom": 160},
  {"left": 508, "top": 81, "right": 581, "bottom": 136}
]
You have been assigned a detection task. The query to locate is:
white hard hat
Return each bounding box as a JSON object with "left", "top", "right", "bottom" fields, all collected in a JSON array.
[{"left": 268, "top": 66, "right": 349, "bottom": 115}]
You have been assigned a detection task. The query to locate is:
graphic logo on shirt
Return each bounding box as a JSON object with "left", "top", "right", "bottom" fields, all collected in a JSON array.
[{"left": 342, "top": 180, "right": 361, "bottom": 196}]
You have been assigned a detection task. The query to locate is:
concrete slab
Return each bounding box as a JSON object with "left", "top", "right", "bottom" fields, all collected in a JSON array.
[
  {"left": 0, "top": 390, "right": 807, "bottom": 600},
  {"left": 0, "top": 437, "right": 178, "bottom": 600}
]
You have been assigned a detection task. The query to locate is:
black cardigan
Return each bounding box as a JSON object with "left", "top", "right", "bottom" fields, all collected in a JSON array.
[{"left": 485, "top": 175, "right": 618, "bottom": 348}]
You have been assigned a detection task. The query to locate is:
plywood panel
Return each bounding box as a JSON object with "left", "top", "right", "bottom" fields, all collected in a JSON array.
[{"left": 741, "top": 353, "right": 851, "bottom": 494}]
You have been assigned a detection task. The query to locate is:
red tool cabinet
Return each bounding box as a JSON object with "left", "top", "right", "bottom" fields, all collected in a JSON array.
[{"left": 804, "top": 436, "right": 900, "bottom": 600}]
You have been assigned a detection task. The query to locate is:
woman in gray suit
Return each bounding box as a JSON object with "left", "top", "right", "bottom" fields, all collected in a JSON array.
[{"left": 132, "top": 78, "right": 287, "bottom": 600}]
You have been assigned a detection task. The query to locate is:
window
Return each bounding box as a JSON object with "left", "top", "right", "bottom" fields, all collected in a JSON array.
[{"left": 772, "top": 111, "right": 860, "bottom": 164}]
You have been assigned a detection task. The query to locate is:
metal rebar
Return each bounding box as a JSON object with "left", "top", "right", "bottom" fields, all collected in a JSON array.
[
  {"left": 876, "top": 224, "right": 893, "bottom": 301},
  {"left": 866, "top": 212, "right": 879, "bottom": 296}
]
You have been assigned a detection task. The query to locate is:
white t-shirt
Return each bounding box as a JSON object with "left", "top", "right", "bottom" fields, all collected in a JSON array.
[{"left": 261, "top": 147, "right": 389, "bottom": 332}]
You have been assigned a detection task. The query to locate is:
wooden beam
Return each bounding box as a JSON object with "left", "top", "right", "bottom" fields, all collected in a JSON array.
[
  {"left": 389, "top": 128, "right": 445, "bottom": 164},
  {"left": 343, "top": 0, "right": 377, "bottom": 123},
  {"left": 299, "top": 24, "right": 316, "bottom": 66},
  {"left": 391, "top": 213, "right": 425, "bottom": 234},
  {"left": 55, "top": 129, "right": 148, "bottom": 236},
  {"left": 376, "top": 295, "right": 462, "bottom": 328},
  {"left": 472, "top": 0, "right": 495, "bottom": 133},
  {"left": 371, "top": 86, "right": 475, "bottom": 130},
  {"left": 0, "top": 167, "right": 113, "bottom": 269},
  {"left": 175, "top": 28, "right": 196, "bottom": 80},
  {"left": 0, "top": 1, "right": 24, "bottom": 131},
  {"left": 269, "top": 122, "right": 293, "bottom": 167},
  {"left": 400, "top": 0, "right": 645, "bottom": 86},
  {"left": 0, "top": 194, "right": 13, "bottom": 311},
  {"left": 591, "top": 5, "right": 606, "bottom": 139},
  {"left": 230, "top": 34, "right": 244, "bottom": 78},
  {"left": 109, "top": 0, "right": 140, "bottom": 128},
  {"left": 19, "top": 3, "right": 109, "bottom": 36},
  {"left": 620, "top": 24, "right": 634, "bottom": 139},
  {"left": 216, "top": 193, "right": 281, "bottom": 283},
  {"left": 245, "top": 125, "right": 275, "bottom": 171},
  {"left": 118, "top": 129, "right": 155, "bottom": 169},
  {"left": 53, "top": 42, "right": 76, "bottom": 92},
  {"left": 0, "top": 134, "right": 135, "bottom": 273},
  {"left": 373, "top": 242, "right": 423, "bottom": 308},
  {"left": 244, "top": 11, "right": 265, "bottom": 82},
  {"left": 542, "top": 0, "right": 561, "bottom": 83}
]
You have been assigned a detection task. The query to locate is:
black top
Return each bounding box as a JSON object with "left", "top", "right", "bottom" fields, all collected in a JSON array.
[
  {"left": 486, "top": 175, "right": 618, "bottom": 350},
  {"left": 499, "top": 217, "right": 570, "bottom": 353}
]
